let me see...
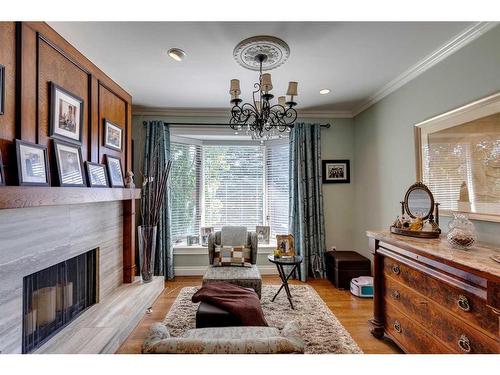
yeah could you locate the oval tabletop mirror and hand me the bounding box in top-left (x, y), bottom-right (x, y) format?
top-left (404, 182), bottom-right (434, 219)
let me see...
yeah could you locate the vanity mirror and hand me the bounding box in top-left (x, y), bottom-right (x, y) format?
top-left (390, 182), bottom-right (441, 238)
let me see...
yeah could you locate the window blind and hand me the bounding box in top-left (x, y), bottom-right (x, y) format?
top-left (170, 142), bottom-right (202, 241)
top-left (203, 145), bottom-right (265, 230)
top-left (266, 141), bottom-right (290, 237)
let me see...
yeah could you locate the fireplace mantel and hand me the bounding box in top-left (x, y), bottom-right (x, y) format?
top-left (0, 187), bottom-right (141, 210)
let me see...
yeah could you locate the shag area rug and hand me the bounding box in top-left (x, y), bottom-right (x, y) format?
top-left (162, 284), bottom-right (363, 354)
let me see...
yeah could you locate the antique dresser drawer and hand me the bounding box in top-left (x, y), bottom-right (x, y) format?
top-left (384, 276), bottom-right (499, 353)
top-left (385, 302), bottom-right (451, 353)
top-left (381, 254), bottom-right (498, 337)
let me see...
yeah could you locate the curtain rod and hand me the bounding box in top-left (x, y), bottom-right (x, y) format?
top-left (164, 122), bottom-right (331, 128)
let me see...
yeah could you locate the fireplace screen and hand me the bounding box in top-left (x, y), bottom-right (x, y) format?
top-left (22, 249), bottom-right (98, 353)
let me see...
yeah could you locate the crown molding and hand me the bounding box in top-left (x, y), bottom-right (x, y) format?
top-left (133, 105), bottom-right (353, 119)
top-left (352, 22), bottom-right (499, 117)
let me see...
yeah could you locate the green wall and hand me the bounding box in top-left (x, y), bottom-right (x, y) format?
top-left (353, 25), bottom-right (500, 258)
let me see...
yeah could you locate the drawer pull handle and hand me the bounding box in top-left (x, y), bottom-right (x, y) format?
top-left (458, 335), bottom-right (471, 353)
top-left (392, 265), bottom-right (401, 275)
top-left (457, 295), bottom-right (471, 312)
top-left (391, 290), bottom-right (400, 300)
top-left (393, 320), bottom-right (402, 333)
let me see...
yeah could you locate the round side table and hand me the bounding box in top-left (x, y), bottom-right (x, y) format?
top-left (267, 255), bottom-right (303, 309)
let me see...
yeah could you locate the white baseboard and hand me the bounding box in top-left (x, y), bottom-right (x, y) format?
top-left (174, 265), bottom-right (278, 276)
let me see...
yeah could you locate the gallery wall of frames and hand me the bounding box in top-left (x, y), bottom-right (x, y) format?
top-left (0, 22), bottom-right (132, 188)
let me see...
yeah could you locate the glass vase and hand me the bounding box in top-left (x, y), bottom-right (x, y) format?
top-left (447, 213), bottom-right (476, 250)
top-left (138, 225), bottom-right (157, 283)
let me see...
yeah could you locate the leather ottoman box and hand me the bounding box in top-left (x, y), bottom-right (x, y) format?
top-left (325, 251), bottom-right (371, 289)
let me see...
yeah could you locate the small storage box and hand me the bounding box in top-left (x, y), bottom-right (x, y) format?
top-left (325, 251), bottom-right (371, 289)
top-left (350, 276), bottom-right (374, 298)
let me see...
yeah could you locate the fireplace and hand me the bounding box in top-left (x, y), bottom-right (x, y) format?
top-left (22, 249), bottom-right (98, 353)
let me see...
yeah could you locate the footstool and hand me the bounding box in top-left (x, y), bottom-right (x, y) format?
top-left (196, 302), bottom-right (242, 328)
top-left (202, 265), bottom-right (262, 299)
top-left (325, 251), bottom-right (371, 289)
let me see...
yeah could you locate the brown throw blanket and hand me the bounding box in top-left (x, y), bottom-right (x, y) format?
top-left (192, 282), bottom-right (268, 326)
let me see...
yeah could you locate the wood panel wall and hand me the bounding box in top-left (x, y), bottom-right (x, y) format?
top-left (0, 22), bottom-right (136, 282)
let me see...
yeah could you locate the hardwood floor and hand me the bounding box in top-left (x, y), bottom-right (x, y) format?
top-left (117, 276), bottom-right (402, 354)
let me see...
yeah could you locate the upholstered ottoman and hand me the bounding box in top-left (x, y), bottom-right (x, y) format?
top-left (202, 265), bottom-right (262, 299)
top-left (196, 302), bottom-right (242, 328)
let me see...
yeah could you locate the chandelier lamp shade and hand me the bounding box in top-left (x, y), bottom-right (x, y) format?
top-left (229, 36), bottom-right (298, 140)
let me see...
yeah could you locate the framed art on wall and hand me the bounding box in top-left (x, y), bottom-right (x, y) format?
top-left (85, 162), bottom-right (109, 188)
top-left (15, 140), bottom-right (50, 186)
top-left (0, 64), bottom-right (5, 115)
top-left (53, 140), bottom-right (86, 187)
top-left (103, 119), bottom-right (123, 151)
top-left (49, 82), bottom-right (84, 144)
top-left (105, 154), bottom-right (125, 187)
top-left (322, 159), bottom-right (350, 184)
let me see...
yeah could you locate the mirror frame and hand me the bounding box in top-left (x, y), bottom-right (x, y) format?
top-left (403, 182), bottom-right (434, 220)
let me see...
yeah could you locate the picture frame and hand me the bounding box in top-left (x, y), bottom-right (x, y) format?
top-left (103, 119), bottom-right (123, 151)
top-left (256, 225), bottom-right (270, 244)
top-left (322, 159), bottom-right (350, 184)
top-left (0, 150), bottom-right (5, 186)
top-left (276, 234), bottom-right (295, 257)
top-left (85, 161), bottom-right (109, 188)
top-left (53, 140), bottom-right (86, 187)
top-left (49, 82), bottom-right (84, 144)
top-left (105, 154), bottom-right (125, 187)
top-left (200, 226), bottom-right (214, 246)
top-left (15, 140), bottom-right (50, 186)
top-left (187, 235), bottom-right (200, 246)
top-left (0, 64), bottom-right (5, 115)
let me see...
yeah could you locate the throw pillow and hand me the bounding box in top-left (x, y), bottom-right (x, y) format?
top-left (213, 245), bottom-right (252, 267)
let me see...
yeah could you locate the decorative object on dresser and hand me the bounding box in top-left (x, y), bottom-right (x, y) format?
top-left (85, 162), bottom-right (108, 188)
top-left (103, 119), bottom-right (123, 151)
top-left (105, 154), bottom-right (125, 188)
top-left (0, 150), bottom-right (5, 186)
top-left (322, 159), bottom-right (350, 184)
top-left (447, 213), bottom-right (477, 249)
top-left (0, 64), bottom-right (4, 115)
top-left (368, 230), bottom-right (500, 354)
top-left (53, 140), bottom-right (86, 187)
top-left (415, 92), bottom-right (500, 222)
top-left (324, 250), bottom-right (371, 289)
top-left (15, 140), bottom-right (50, 186)
top-left (390, 181), bottom-right (441, 238)
top-left (49, 82), bottom-right (83, 144)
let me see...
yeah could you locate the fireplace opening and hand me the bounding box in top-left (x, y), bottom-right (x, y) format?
top-left (22, 249), bottom-right (98, 353)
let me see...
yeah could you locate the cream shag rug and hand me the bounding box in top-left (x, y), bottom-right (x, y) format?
top-left (162, 284), bottom-right (363, 354)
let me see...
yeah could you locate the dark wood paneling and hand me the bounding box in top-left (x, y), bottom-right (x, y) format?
top-left (0, 22), bottom-right (17, 184)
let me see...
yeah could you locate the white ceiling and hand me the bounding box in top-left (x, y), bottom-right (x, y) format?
top-left (49, 22), bottom-right (473, 113)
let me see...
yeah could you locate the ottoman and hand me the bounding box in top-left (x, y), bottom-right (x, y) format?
top-left (196, 302), bottom-right (242, 328)
top-left (325, 251), bottom-right (371, 289)
top-left (202, 265), bottom-right (262, 299)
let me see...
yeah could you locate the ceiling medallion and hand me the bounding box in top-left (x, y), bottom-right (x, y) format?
top-left (229, 36), bottom-right (298, 140)
top-left (233, 35), bottom-right (291, 71)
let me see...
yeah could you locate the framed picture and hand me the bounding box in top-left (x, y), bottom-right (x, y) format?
top-left (103, 119), bottom-right (123, 151)
top-left (0, 150), bottom-right (5, 186)
top-left (105, 154), bottom-right (124, 187)
top-left (276, 234), bottom-right (295, 257)
top-left (15, 140), bottom-right (50, 186)
top-left (256, 226), bottom-right (270, 244)
top-left (0, 64), bottom-right (5, 115)
top-left (200, 227), bottom-right (214, 246)
top-left (85, 162), bottom-right (109, 188)
top-left (53, 140), bottom-right (86, 187)
top-left (49, 82), bottom-right (83, 144)
top-left (322, 159), bottom-right (350, 184)
top-left (187, 235), bottom-right (199, 246)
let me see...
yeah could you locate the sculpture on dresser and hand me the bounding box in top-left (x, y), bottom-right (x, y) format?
top-left (139, 142), bottom-right (172, 283)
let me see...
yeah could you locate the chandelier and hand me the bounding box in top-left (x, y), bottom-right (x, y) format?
top-left (229, 36), bottom-right (298, 140)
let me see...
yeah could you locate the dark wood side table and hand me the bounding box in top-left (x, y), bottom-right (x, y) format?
top-left (268, 255), bottom-right (303, 309)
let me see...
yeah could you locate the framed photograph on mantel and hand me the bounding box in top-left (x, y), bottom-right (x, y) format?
top-left (322, 159), bottom-right (350, 184)
top-left (105, 154), bottom-right (125, 188)
top-left (53, 140), bottom-right (86, 187)
top-left (49, 82), bottom-right (84, 144)
top-left (103, 119), bottom-right (123, 151)
top-left (15, 140), bottom-right (50, 186)
top-left (85, 162), bottom-right (109, 188)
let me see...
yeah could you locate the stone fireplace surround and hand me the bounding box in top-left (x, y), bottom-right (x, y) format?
top-left (0, 199), bottom-right (163, 354)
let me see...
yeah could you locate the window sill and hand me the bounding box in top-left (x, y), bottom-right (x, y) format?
top-left (173, 242), bottom-right (277, 255)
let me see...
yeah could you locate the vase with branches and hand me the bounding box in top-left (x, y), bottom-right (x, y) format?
top-left (139, 139), bottom-right (172, 283)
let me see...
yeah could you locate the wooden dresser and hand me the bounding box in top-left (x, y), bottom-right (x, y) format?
top-left (367, 231), bottom-right (500, 354)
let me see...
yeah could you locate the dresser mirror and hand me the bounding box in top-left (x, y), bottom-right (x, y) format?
top-left (390, 182), bottom-right (441, 238)
top-left (415, 92), bottom-right (500, 223)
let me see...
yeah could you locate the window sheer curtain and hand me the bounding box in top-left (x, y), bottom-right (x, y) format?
top-left (141, 121), bottom-right (174, 279)
top-left (289, 123), bottom-right (326, 281)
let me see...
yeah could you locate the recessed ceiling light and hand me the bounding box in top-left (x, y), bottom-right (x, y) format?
top-left (167, 48), bottom-right (186, 62)
top-left (319, 89), bottom-right (331, 95)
